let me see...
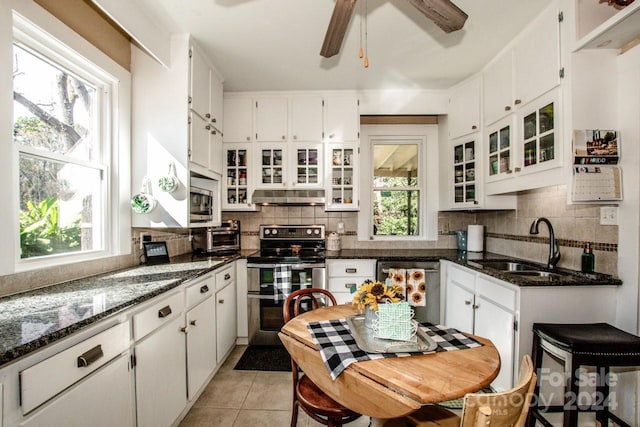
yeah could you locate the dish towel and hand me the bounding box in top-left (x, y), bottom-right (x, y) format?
top-left (273, 264), bottom-right (292, 302)
top-left (386, 268), bottom-right (407, 295)
top-left (406, 268), bottom-right (426, 307)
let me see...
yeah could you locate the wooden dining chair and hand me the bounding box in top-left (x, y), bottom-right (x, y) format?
top-left (282, 288), bottom-right (362, 427)
top-left (390, 354), bottom-right (536, 427)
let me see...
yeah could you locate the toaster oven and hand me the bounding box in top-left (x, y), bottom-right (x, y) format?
top-left (192, 220), bottom-right (241, 254)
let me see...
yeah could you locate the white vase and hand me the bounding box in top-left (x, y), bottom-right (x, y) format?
top-left (364, 306), bottom-right (377, 329)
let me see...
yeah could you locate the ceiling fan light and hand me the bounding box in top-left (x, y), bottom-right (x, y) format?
top-left (408, 0), bottom-right (468, 33)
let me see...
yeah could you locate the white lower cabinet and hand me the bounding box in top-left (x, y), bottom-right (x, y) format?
top-left (442, 261), bottom-right (616, 392)
top-left (327, 259), bottom-right (376, 305)
top-left (20, 353), bottom-right (133, 427)
top-left (133, 292), bottom-right (187, 427)
top-left (186, 294), bottom-right (216, 400)
top-left (216, 281), bottom-right (237, 364)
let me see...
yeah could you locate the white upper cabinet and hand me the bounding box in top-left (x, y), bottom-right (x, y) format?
top-left (291, 95), bottom-right (324, 142)
top-left (324, 96), bottom-right (360, 142)
top-left (189, 44), bottom-right (210, 120)
top-left (513, 5), bottom-right (562, 108)
top-left (255, 97), bottom-right (288, 142)
top-left (448, 76), bottom-right (481, 139)
top-left (483, 52), bottom-right (514, 126)
top-left (223, 97), bottom-right (253, 143)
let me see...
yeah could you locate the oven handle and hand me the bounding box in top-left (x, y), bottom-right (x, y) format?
top-left (247, 290), bottom-right (284, 301)
top-left (247, 263), bottom-right (325, 270)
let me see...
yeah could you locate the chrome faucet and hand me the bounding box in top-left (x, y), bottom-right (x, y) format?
top-left (529, 217), bottom-right (561, 269)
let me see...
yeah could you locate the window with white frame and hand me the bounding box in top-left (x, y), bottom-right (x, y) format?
top-left (358, 125), bottom-right (439, 241)
top-left (10, 9), bottom-right (129, 267)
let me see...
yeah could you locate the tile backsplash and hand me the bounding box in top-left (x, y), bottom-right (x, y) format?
top-left (0, 184), bottom-right (619, 298)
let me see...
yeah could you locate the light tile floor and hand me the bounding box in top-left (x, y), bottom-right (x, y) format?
top-left (179, 345), bottom-right (372, 427)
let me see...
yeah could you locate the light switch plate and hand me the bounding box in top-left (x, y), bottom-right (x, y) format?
top-left (600, 206), bottom-right (618, 225)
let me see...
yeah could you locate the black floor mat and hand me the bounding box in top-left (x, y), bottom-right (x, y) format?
top-left (234, 345), bottom-right (292, 372)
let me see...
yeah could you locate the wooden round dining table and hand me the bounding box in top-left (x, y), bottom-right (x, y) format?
top-left (279, 304), bottom-right (500, 423)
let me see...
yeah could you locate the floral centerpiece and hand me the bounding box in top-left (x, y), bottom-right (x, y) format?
top-left (352, 280), bottom-right (404, 311)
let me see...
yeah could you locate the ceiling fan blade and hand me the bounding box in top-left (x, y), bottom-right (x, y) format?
top-left (320, 0), bottom-right (357, 58)
top-left (408, 0), bottom-right (468, 33)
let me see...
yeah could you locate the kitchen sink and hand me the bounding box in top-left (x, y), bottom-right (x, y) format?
top-left (508, 270), bottom-right (566, 278)
top-left (472, 260), bottom-right (542, 272)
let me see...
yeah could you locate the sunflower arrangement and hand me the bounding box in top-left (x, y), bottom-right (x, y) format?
top-left (352, 279), bottom-right (405, 311)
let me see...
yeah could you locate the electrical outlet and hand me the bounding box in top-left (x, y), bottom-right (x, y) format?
top-left (600, 206), bottom-right (618, 225)
top-left (139, 232), bottom-right (151, 248)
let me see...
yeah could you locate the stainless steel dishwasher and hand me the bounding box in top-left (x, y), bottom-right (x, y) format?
top-left (376, 260), bottom-right (440, 324)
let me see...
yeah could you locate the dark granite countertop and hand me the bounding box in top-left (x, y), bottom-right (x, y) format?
top-left (326, 249), bottom-right (622, 287)
top-left (0, 254), bottom-right (241, 368)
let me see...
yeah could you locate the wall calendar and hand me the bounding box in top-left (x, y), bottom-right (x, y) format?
top-left (571, 130), bottom-right (623, 202)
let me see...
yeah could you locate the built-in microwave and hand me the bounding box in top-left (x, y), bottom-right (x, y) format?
top-left (190, 174), bottom-right (219, 225)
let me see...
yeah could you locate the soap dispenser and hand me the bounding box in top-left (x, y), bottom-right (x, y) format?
top-left (581, 243), bottom-right (595, 274)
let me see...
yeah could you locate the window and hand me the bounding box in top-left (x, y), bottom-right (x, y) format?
top-left (358, 125), bottom-right (439, 241)
top-left (372, 143), bottom-right (420, 236)
top-left (13, 43), bottom-right (106, 259)
top-left (5, 7), bottom-right (131, 271)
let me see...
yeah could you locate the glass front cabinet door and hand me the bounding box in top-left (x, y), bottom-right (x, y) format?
top-left (326, 144), bottom-right (358, 211)
top-left (452, 138), bottom-right (477, 207)
top-left (292, 143), bottom-right (323, 188)
top-left (486, 116), bottom-right (515, 183)
top-left (517, 90), bottom-right (560, 174)
top-left (223, 144), bottom-right (257, 210)
top-left (258, 144), bottom-right (286, 188)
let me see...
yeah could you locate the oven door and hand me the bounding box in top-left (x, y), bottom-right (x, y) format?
top-left (247, 263), bottom-right (326, 345)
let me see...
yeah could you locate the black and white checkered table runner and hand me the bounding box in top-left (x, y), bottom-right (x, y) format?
top-left (307, 320), bottom-right (483, 380)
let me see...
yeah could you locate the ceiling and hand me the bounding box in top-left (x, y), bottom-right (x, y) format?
top-left (139, 0), bottom-right (553, 92)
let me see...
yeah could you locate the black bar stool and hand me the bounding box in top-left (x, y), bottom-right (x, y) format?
top-left (526, 323), bottom-right (640, 427)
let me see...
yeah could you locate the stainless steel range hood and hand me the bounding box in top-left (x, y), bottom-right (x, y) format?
top-left (251, 189), bottom-right (325, 205)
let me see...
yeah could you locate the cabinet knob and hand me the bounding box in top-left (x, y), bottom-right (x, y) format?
top-left (200, 285), bottom-right (210, 293)
top-left (211, 130), bottom-right (217, 135)
top-left (190, 320), bottom-right (197, 326)
top-left (219, 299), bottom-right (225, 304)
top-left (282, 135), bottom-right (286, 140)
top-left (293, 135), bottom-right (297, 140)
top-left (205, 125), bottom-right (211, 130)
top-left (514, 99), bottom-right (522, 105)
top-left (205, 113), bottom-right (211, 119)
top-left (246, 136), bottom-right (250, 141)
top-left (505, 106), bottom-right (511, 111)
top-left (212, 118), bottom-right (217, 123)
top-left (464, 300), bottom-right (472, 305)
top-left (472, 304), bottom-right (479, 309)
top-left (180, 327), bottom-right (188, 333)
top-left (224, 273), bottom-right (231, 280)
top-left (329, 133), bottom-right (335, 139)
top-left (473, 200), bottom-right (478, 205)
top-left (471, 125), bottom-right (477, 130)
top-left (506, 169), bottom-right (513, 174)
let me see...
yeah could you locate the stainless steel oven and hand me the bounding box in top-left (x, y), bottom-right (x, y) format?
top-left (189, 185), bottom-right (214, 223)
top-left (247, 225), bottom-right (326, 346)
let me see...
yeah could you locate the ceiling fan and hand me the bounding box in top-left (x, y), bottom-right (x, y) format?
top-left (320, 0), bottom-right (468, 58)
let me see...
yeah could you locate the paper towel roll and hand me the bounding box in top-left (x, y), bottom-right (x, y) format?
top-left (467, 225), bottom-right (484, 252)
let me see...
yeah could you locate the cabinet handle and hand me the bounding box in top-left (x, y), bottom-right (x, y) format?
top-left (293, 135), bottom-right (297, 140)
top-left (345, 268), bottom-right (357, 274)
top-left (329, 133), bottom-right (335, 139)
top-left (281, 135), bottom-right (286, 140)
top-left (514, 99), bottom-right (522, 105)
top-left (190, 320), bottom-right (197, 326)
top-left (205, 113), bottom-right (211, 119)
top-left (158, 305), bottom-right (172, 318)
top-left (345, 283), bottom-right (357, 289)
top-left (246, 136), bottom-right (250, 141)
top-left (505, 106), bottom-right (511, 111)
top-left (224, 273), bottom-right (231, 280)
top-left (200, 285), bottom-right (210, 294)
top-left (77, 344), bottom-right (103, 368)
top-left (506, 169), bottom-right (513, 174)
top-left (473, 201), bottom-right (478, 205)
top-left (514, 167), bottom-right (521, 172)
top-left (464, 300), bottom-right (472, 305)
top-left (219, 299), bottom-right (225, 304)
top-left (211, 130), bottom-right (217, 135)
